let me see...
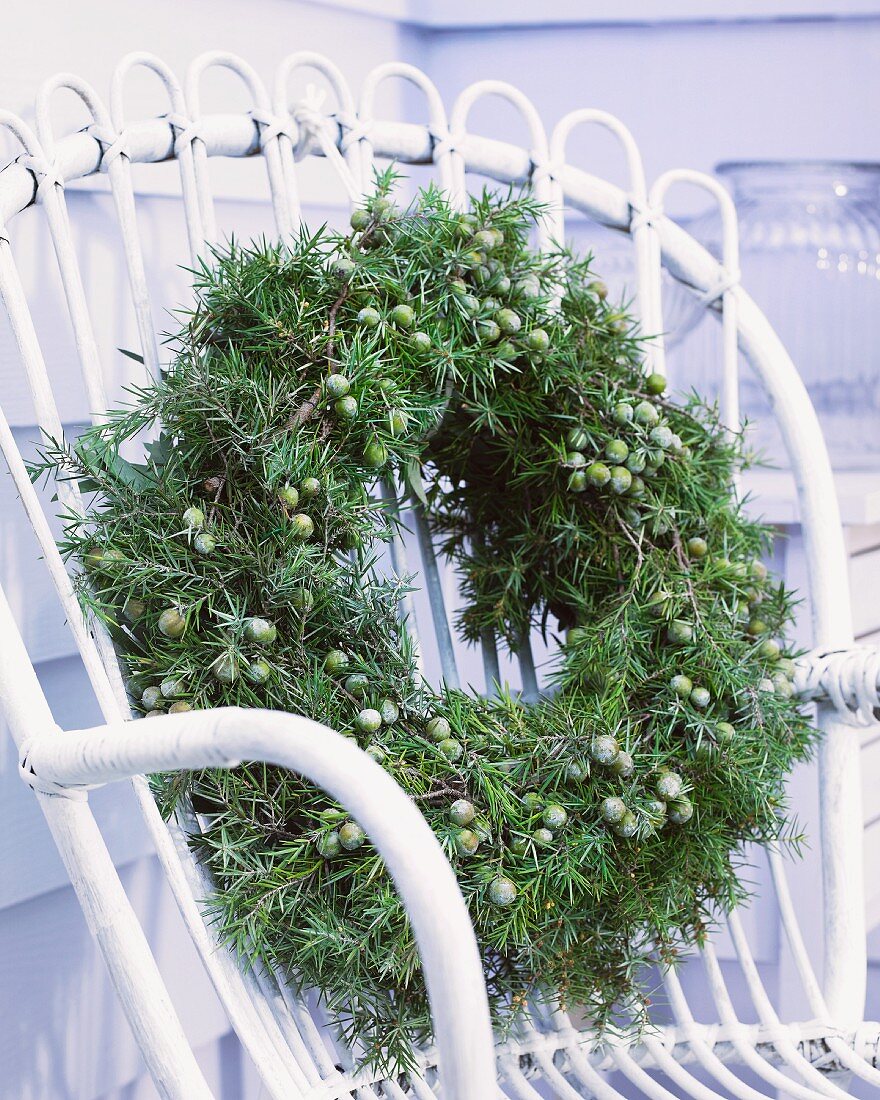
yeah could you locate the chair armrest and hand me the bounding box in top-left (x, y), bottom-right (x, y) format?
top-left (795, 645), bottom-right (880, 726)
top-left (21, 706), bottom-right (497, 1098)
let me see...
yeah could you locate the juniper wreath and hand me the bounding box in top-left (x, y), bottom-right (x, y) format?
top-left (37, 175), bottom-right (815, 1072)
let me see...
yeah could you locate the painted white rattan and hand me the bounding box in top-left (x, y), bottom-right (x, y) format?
top-left (0, 52), bottom-right (878, 1098)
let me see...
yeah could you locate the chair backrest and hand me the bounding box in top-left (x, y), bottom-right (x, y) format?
top-left (0, 50), bottom-right (867, 1091)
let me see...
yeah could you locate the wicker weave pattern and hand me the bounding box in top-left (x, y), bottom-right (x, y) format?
top-left (0, 52), bottom-right (878, 1098)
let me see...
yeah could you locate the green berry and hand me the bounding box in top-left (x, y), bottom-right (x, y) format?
top-left (211, 653), bottom-right (238, 684)
top-left (496, 308), bottom-right (522, 334)
top-left (332, 255), bottom-right (356, 280)
top-left (473, 229), bottom-right (497, 252)
top-left (193, 532), bottom-right (216, 555)
top-left (357, 306), bottom-right (381, 328)
top-left (610, 750), bottom-right (634, 778)
top-left (438, 738), bottom-right (463, 761)
top-left (300, 477), bottom-right (321, 499)
top-left (334, 395), bottom-right (359, 421)
top-left (566, 426), bottom-right (589, 451)
top-left (160, 677), bottom-right (185, 699)
top-left (411, 331), bottom-right (432, 353)
top-left (84, 547), bottom-right (106, 571)
top-left (532, 827), bottom-right (554, 847)
top-left (379, 698), bottom-right (399, 725)
top-left (141, 685), bottom-right (163, 710)
top-left (689, 685), bottom-right (711, 709)
top-left (655, 771), bottom-right (683, 800)
top-left (324, 650), bottom-right (350, 675)
top-left (611, 810), bottom-right (638, 838)
top-left (634, 400), bottom-right (660, 426)
top-left (488, 876), bottom-right (518, 907)
top-left (649, 425), bottom-right (674, 450)
top-left (510, 836), bottom-right (529, 856)
top-left (344, 673), bottom-right (369, 696)
top-left (776, 658), bottom-right (796, 677)
top-left (568, 471), bottom-right (587, 493)
top-left (565, 451), bottom-right (587, 468)
top-left (168, 701), bottom-right (192, 714)
top-left (542, 804), bottom-right (568, 830)
top-left (325, 374), bottom-right (351, 399)
top-left (751, 559), bottom-right (769, 582)
top-left (601, 796), bottom-right (627, 824)
top-left (608, 466), bottom-right (632, 494)
top-left (758, 677), bottom-right (775, 693)
top-left (316, 831), bottom-right (342, 858)
top-left (668, 798), bottom-right (694, 825)
top-left (339, 822), bottom-right (366, 851)
top-left (390, 303), bottom-right (415, 329)
top-left (515, 275), bottom-right (541, 299)
top-left (450, 799), bottom-right (475, 826)
top-left (716, 721), bottom-right (736, 743)
top-left (144, 709), bottom-right (164, 718)
top-left (182, 506), bottom-right (205, 528)
top-left (363, 441), bottom-right (388, 469)
top-left (459, 293), bottom-right (480, 317)
top-left (478, 319), bottom-right (501, 344)
top-left (590, 280), bottom-right (608, 300)
top-left (627, 476), bottom-right (646, 499)
top-left (244, 617), bottom-right (277, 646)
top-left (626, 450), bottom-right (646, 474)
top-left (366, 745), bottom-right (386, 764)
top-left (291, 514), bottom-right (315, 540)
top-left (350, 208), bottom-right (371, 231)
top-left (747, 618), bottom-right (769, 637)
top-left (605, 439), bottom-right (629, 463)
top-left (670, 674), bottom-right (693, 699)
top-left (278, 485), bottom-right (300, 508)
top-left (645, 372), bottom-right (667, 395)
top-left (291, 588), bottom-right (314, 612)
top-left (123, 598), bottom-right (145, 623)
top-left (645, 799), bottom-right (667, 824)
top-left (687, 536), bottom-right (708, 559)
top-left (527, 328), bottom-right (550, 352)
top-left (522, 792), bottom-right (544, 812)
top-left (247, 659), bottom-right (272, 685)
top-left (158, 608), bottom-right (186, 639)
top-left (355, 708), bottom-right (382, 734)
top-left (426, 716), bottom-right (451, 741)
top-left (455, 828), bottom-right (480, 856)
top-left (586, 461), bottom-right (611, 488)
top-left (590, 735), bottom-right (620, 766)
top-left (774, 676), bottom-right (795, 699)
top-left (612, 402), bottom-right (634, 425)
top-left (667, 620), bottom-right (694, 645)
top-left (759, 638), bottom-right (782, 661)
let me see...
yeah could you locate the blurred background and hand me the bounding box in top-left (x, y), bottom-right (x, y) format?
top-left (3, 2), bottom-right (880, 1096)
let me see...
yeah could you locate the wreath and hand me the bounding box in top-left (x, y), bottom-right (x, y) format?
top-left (39, 177), bottom-right (815, 1072)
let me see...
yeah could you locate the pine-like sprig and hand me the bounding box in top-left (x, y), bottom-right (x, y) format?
top-left (34, 176), bottom-right (815, 1074)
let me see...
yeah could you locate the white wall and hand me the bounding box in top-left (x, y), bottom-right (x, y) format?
top-left (3, 4), bottom-right (880, 1096)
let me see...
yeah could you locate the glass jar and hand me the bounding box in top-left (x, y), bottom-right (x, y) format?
top-left (705, 162), bottom-right (880, 469)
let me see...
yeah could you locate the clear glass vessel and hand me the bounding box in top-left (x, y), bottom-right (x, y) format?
top-left (710, 161), bottom-right (880, 469)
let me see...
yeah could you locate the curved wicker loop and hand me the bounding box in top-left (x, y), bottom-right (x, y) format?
top-left (30, 74), bottom-right (118, 419)
top-left (184, 51), bottom-right (287, 249)
top-left (0, 111), bottom-right (43, 241)
top-left (448, 80), bottom-right (552, 229)
top-left (110, 52), bottom-right (205, 265)
top-left (646, 170), bottom-right (741, 423)
top-left (274, 51), bottom-right (362, 225)
top-left (359, 63), bottom-right (456, 198)
top-left (549, 109), bottom-right (653, 330)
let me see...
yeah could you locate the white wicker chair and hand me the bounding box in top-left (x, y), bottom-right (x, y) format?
top-left (1, 50), bottom-right (878, 1099)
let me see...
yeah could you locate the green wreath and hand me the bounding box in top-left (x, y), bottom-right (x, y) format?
top-left (38, 177), bottom-right (815, 1072)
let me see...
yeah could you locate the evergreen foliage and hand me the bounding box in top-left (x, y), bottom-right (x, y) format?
top-left (35, 177), bottom-right (815, 1072)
